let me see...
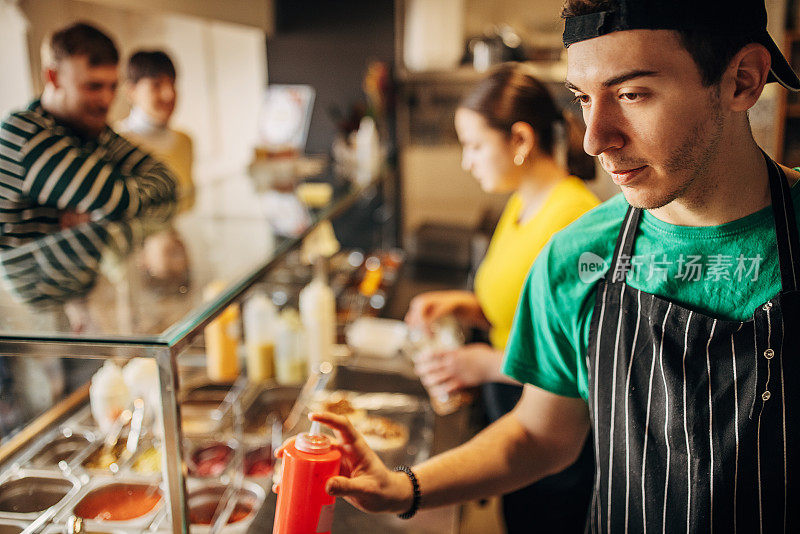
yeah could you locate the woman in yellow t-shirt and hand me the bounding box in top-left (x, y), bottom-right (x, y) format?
top-left (405, 63), bottom-right (599, 533)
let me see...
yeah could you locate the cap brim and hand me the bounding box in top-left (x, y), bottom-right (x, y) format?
top-left (760, 32), bottom-right (800, 91)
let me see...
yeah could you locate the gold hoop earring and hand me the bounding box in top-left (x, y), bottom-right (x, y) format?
top-left (514, 154), bottom-right (525, 166)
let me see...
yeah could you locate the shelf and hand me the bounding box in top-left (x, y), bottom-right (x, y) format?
top-left (397, 60), bottom-right (568, 85)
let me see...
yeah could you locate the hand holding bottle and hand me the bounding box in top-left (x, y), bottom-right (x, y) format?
top-left (274, 412), bottom-right (413, 515)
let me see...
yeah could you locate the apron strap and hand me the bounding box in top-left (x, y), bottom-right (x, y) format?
top-left (763, 151), bottom-right (800, 293)
top-left (607, 205), bottom-right (642, 282)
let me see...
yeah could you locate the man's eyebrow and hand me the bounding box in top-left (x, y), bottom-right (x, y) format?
top-left (565, 70), bottom-right (660, 92)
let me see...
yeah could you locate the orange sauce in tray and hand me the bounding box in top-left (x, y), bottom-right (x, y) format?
top-left (74, 483), bottom-right (162, 521)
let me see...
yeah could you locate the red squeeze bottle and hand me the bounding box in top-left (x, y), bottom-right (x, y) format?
top-left (274, 421), bottom-right (341, 534)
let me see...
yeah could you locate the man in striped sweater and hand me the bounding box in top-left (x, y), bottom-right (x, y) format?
top-left (0, 22), bottom-right (177, 250)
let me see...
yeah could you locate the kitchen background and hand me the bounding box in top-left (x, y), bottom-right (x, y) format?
top-left (1, 0), bottom-right (798, 257)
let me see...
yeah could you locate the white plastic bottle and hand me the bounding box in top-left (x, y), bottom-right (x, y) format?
top-left (244, 292), bottom-right (278, 382)
top-left (274, 308), bottom-right (307, 385)
top-left (355, 116), bottom-right (381, 185)
top-left (299, 259), bottom-right (336, 374)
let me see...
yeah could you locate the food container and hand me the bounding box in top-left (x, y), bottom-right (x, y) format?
top-left (187, 481), bottom-right (265, 532)
top-left (19, 428), bottom-right (94, 470)
top-left (0, 520), bottom-right (27, 534)
top-left (130, 443), bottom-right (161, 475)
top-left (243, 445), bottom-right (273, 478)
top-left (181, 402), bottom-right (225, 436)
top-left (180, 383), bottom-right (233, 436)
top-left (0, 470), bottom-right (79, 520)
top-left (186, 442), bottom-right (235, 478)
top-left (56, 478), bottom-right (163, 530)
top-left (80, 438), bottom-right (128, 473)
top-left (242, 385), bottom-right (300, 436)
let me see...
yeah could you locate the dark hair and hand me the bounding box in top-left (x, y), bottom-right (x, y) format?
top-left (126, 50), bottom-right (177, 83)
top-left (459, 62), bottom-right (595, 181)
top-left (48, 22), bottom-right (118, 66)
top-left (561, 0), bottom-right (753, 86)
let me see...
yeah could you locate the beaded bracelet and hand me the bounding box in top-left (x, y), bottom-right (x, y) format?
top-left (393, 465), bottom-right (421, 519)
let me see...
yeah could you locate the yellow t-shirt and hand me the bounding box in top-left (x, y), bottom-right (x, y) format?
top-left (474, 176), bottom-right (600, 349)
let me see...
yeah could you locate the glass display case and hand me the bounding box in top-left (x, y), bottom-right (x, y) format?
top-left (0, 169), bottom-right (405, 532)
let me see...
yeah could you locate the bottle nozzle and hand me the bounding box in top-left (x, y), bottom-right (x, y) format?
top-left (309, 420), bottom-right (322, 436)
top-left (295, 420), bottom-right (331, 454)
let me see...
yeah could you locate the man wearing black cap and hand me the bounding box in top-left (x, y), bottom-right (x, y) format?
top-left (282, 1), bottom-right (800, 532)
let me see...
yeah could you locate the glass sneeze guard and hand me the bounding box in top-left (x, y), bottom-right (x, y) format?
top-left (0, 170), bottom-right (385, 532)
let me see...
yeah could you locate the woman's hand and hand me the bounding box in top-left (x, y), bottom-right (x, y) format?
top-left (412, 342), bottom-right (506, 394)
top-left (274, 412), bottom-right (414, 514)
top-left (404, 290), bottom-right (487, 331)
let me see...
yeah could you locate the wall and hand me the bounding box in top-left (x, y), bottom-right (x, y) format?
top-left (0, 1), bottom-right (33, 119)
top-left (265, 0), bottom-right (395, 155)
top-left (464, 0), bottom-right (565, 50)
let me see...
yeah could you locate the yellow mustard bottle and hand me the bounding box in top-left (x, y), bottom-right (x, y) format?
top-left (204, 281), bottom-right (241, 383)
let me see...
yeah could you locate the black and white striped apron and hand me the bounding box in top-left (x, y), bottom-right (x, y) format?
top-left (587, 152), bottom-right (800, 533)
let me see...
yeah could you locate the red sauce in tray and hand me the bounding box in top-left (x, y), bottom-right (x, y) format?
top-left (244, 446), bottom-right (274, 477)
top-left (73, 483), bottom-right (161, 521)
top-left (189, 443), bottom-right (233, 477)
top-left (189, 501), bottom-right (252, 524)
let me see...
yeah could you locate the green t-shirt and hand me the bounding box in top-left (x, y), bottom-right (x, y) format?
top-left (503, 181), bottom-right (800, 401)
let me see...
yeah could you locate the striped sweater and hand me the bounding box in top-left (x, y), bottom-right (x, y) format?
top-left (0, 100), bottom-right (177, 249)
top-left (0, 219), bottom-right (140, 306)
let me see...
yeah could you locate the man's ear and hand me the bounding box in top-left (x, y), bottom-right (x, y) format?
top-left (723, 43), bottom-right (771, 112)
top-left (43, 67), bottom-right (58, 88)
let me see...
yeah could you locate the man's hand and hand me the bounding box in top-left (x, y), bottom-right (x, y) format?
top-left (274, 412), bottom-right (414, 514)
top-left (59, 210), bottom-right (90, 229)
top-left (413, 342), bottom-right (510, 394)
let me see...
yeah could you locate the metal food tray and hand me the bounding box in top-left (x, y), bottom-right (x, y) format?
top-left (52, 474), bottom-right (163, 529)
top-left (185, 479), bottom-right (265, 534)
top-left (11, 427), bottom-right (96, 473)
top-left (0, 521), bottom-right (28, 534)
top-left (0, 469), bottom-right (80, 523)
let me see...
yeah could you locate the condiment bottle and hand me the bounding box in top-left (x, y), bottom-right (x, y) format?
top-left (274, 422), bottom-right (341, 534)
top-left (203, 281), bottom-right (241, 383)
top-left (244, 292), bottom-right (277, 382)
top-left (275, 309), bottom-right (307, 384)
top-left (299, 258), bottom-right (336, 374)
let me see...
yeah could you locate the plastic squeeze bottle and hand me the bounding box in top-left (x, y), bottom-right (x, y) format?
top-left (299, 259), bottom-right (336, 374)
top-left (273, 421), bottom-right (341, 534)
top-left (274, 308), bottom-right (307, 385)
top-left (203, 281), bottom-right (241, 383)
top-left (244, 292), bottom-right (277, 382)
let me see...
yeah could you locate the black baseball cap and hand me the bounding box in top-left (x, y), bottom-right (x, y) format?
top-left (563, 0), bottom-right (800, 91)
